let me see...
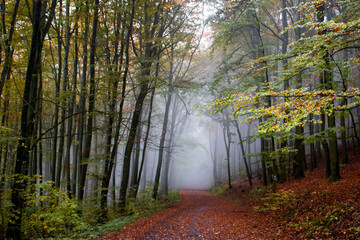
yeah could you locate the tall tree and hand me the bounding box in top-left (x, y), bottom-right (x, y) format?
top-left (78, 0), bottom-right (100, 201)
top-left (6, 0), bottom-right (57, 238)
top-left (99, 0), bottom-right (135, 222)
top-left (316, 0), bottom-right (340, 182)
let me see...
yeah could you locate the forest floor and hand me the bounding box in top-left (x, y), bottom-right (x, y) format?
top-left (97, 153), bottom-right (360, 239)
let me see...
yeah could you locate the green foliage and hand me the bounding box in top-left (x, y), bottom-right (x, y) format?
top-left (209, 184), bottom-right (228, 196)
top-left (250, 185), bottom-right (266, 197)
top-left (206, 0), bottom-right (360, 168)
top-left (23, 181), bottom-right (91, 239)
top-left (8, 182), bottom-right (181, 240)
top-left (77, 189), bottom-right (181, 240)
top-left (237, 171), bottom-right (247, 178)
top-left (289, 202), bottom-right (360, 238)
top-left (0, 126), bottom-right (19, 146)
top-left (75, 216), bottom-right (135, 240)
top-left (206, 87), bottom-right (360, 136)
top-left (126, 189), bottom-right (180, 217)
top-left (254, 190), bottom-right (297, 212)
top-left (0, 186), bottom-right (12, 238)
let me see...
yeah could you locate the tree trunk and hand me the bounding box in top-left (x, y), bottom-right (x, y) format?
top-left (119, 79), bottom-right (150, 212)
top-left (98, 0), bottom-right (134, 222)
top-left (162, 96), bottom-right (179, 195)
top-left (222, 114), bottom-right (232, 189)
top-left (234, 120), bottom-right (252, 186)
top-left (0, 0), bottom-right (20, 96)
top-left (78, 0), bottom-right (99, 201)
top-left (309, 114), bottom-right (317, 171)
top-left (292, 0), bottom-right (305, 179)
top-left (134, 87), bottom-right (155, 197)
top-left (6, 0), bottom-right (57, 238)
top-left (68, 1), bottom-right (79, 197)
top-left (317, 1), bottom-right (340, 182)
top-left (261, 137), bottom-right (268, 186)
top-left (340, 50), bottom-right (349, 164)
top-left (129, 120), bottom-right (142, 198)
top-left (56, 0), bottom-right (69, 189)
top-left (153, 90), bottom-right (173, 199)
top-left (73, 1), bottom-right (89, 197)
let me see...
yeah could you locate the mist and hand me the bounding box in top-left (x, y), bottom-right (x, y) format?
top-left (172, 115), bottom-right (213, 190)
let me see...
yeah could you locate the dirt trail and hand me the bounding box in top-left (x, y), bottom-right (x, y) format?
top-left (98, 190), bottom-right (273, 239)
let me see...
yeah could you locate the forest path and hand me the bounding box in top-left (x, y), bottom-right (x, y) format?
top-left (98, 190), bottom-right (274, 239)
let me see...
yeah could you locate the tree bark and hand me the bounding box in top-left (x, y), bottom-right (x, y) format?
top-left (6, 0), bottom-right (57, 238)
top-left (0, 0), bottom-right (20, 96)
top-left (134, 87), bottom-right (155, 198)
top-left (98, 0), bottom-right (134, 222)
top-left (234, 120), bottom-right (252, 186)
top-left (222, 114), bottom-right (232, 189)
top-left (316, 1), bottom-right (340, 181)
top-left (78, 0), bottom-right (100, 201)
top-left (73, 0), bottom-right (89, 197)
top-left (292, 0), bottom-right (305, 179)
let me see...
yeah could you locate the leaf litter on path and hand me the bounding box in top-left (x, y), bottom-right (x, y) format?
top-left (97, 190), bottom-right (274, 239)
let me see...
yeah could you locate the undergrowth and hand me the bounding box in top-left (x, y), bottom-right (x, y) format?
top-left (0, 181), bottom-right (181, 240)
top-left (254, 189), bottom-right (296, 213)
top-left (209, 184), bottom-right (228, 196)
top-left (254, 187), bottom-right (360, 239)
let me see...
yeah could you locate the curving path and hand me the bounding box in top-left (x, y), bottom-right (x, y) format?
top-left (98, 190), bottom-right (274, 239)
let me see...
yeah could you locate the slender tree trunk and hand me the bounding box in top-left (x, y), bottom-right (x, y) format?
top-left (234, 120), bottom-right (252, 186)
top-left (292, 0), bottom-right (305, 179)
top-left (74, 0), bottom-right (89, 198)
top-left (279, 0), bottom-right (289, 183)
top-left (153, 90), bottom-right (173, 199)
top-left (68, 2), bottom-right (79, 197)
top-left (119, 0), bottom-right (164, 213)
top-left (340, 50), bottom-right (349, 164)
top-left (135, 87), bottom-right (155, 197)
top-left (222, 114), bottom-right (232, 189)
top-left (51, 27), bottom-right (61, 183)
top-left (318, 4), bottom-right (333, 177)
top-left (321, 114), bottom-right (331, 176)
top-left (56, 0), bottom-right (69, 189)
top-left (209, 123), bottom-right (219, 187)
top-left (129, 120), bottom-right (142, 198)
top-left (98, 0), bottom-right (134, 222)
top-left (317, 1), bottom-right (340, 182)
top-left (309, 114), bottom-right (317, 171)
top-left (78, 0), bottom-right (100, 201)
top-left (0, 0), bottom-right (20, 96)
top-left (6, 0), bottom-right (57, 237)
top-left (261, 137), bottom-right (268, 186)
top-left (162, 97), bottom-right (179, 195)
top-left (119, 78), bottom-right (150, 212)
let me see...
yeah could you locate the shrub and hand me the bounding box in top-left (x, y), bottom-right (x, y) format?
top-left (209, 184), bottom-right (228, 196)
top-left (250, 185), bottom-right (266, 197)
top-left (23, 181), bottom-right (91, 239)
top-left (254, 190), bottom-right (296, 212)
top-left (126, 189), bottom-right (181, 217)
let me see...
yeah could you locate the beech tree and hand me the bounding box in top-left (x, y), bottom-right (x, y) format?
top-left (6, 0), bottom-right (57, 238)
top-left (207, 0), bottom-right (360, 185)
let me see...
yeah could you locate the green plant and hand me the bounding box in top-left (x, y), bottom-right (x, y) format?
top-left (254, 190), bottom-right (296, 212)
top-left (209, 184), bottom-right (228, 196)
top-left (237, 171), bottom-right (246, 178)
top-left (23, 181), bottom-right (91, 239)
top-left (0, 187), bottom-right (12, 239)
top-left (126, 189), bottom-right (180, 216)
top-left (76, 215), bottom-right (136, 240)
top-left (250, 185), bottom-right (266, 197)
